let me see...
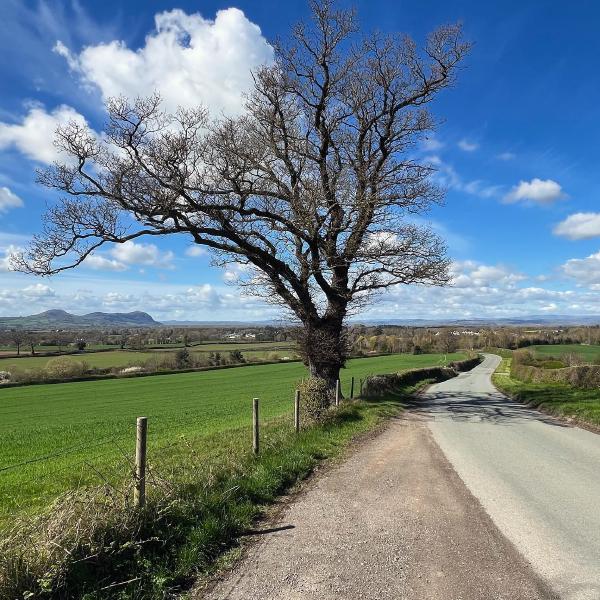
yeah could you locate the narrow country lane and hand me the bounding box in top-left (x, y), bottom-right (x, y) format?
top-left (200, 355), bottom-right (577, 600)
top-left (420, 354), bottom-right (600, 600)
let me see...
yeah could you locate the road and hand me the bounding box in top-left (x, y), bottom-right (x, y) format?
top-left (420, 354), bottom-right (600, 600)
top-left (201, 354), bottom-right (599, 599)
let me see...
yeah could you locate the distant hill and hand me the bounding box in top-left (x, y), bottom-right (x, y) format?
top-left (355, 315), bottom-right (600, 327)
top-left (0, 310), bottom-right (160, 330)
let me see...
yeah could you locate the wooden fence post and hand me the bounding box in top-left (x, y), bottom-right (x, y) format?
top-left (253, 398), bottom-right (259, 454)
top-left (335, 379), bottom-right (341, 407)
top-left (294, 390), bottom-right (300, 433)
top-left (134, 416), bottom-right (147, 508)
top-left (350, 376), bottom-right (354, 399)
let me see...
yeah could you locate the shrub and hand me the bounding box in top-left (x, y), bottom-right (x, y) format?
top-left (0, 371), bottom-right (10, 383)
top-left (512, 349), bottom-right (535, 366)
top-left (297, 377), bottom-right (332, 422)
top-left (363, 366), bottom-right (456, 397)
top-left (175, 347), bottom-right (191, 369)
top-left (44, 357), bottom-right (87, 380)
top-left (510, 360), bottom-right (600, 389)
top-left (362, 357), bottom-right (481, 398)
top-left (229, 350), bottom-right (245, 364)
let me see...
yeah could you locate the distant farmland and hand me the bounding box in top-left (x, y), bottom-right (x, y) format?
top-left (529, 344), bottom-right (600, 363)
top-left (0, 341), bottom-right (298, 375)
top-left (0, 352), bottom-right (464, 521)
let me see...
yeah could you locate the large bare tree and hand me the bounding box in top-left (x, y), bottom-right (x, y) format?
top-left (15, 1), bottom-right (469, 386)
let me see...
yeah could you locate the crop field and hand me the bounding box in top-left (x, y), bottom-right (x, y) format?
top-left (529, 344), bottom-right (600, 363)
top-left (0, 343), bottom-right (298, 374)
top-left (0, 352), bottom-right (464, 521)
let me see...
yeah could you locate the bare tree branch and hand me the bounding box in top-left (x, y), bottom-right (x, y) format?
top-left (14, 0), bottom-right (470, 386)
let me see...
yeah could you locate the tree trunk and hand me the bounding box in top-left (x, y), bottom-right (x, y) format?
top-left (299, 315), bottom-right (347, 391)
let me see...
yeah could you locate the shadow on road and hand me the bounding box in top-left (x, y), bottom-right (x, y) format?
top-left (241, 524), bottom-right (295, 536)
top-left (405, 391), bottom-right (569, 428)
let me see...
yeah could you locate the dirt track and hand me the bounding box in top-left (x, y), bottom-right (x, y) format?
top-left (201, 409), bottom-right (556, 599)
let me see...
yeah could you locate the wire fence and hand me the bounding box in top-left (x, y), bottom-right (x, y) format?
top-left (0, 373), bottom-right (370, 525)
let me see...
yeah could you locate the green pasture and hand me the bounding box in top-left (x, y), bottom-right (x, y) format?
top-left (529, 344), bottom-right (600, 363)
top-left (0, 352), bottom-right (463, 521)
top-left (0, 345), bottom-right (298, 375)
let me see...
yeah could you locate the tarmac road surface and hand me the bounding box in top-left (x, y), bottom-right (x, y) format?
top-left (421, 353), bottom-right (600, 600)
top-left (201, 353), bottom-right (599, 599)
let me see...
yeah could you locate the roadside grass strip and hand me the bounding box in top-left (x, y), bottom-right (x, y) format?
top-left (492, 356), bottom-right (600, 428)
top-left (0, 381), bottom-right (431, 599)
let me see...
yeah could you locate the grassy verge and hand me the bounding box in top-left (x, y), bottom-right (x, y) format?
top-left (492, 356), bottom-right (600, 428)
top-left (0, 383), bottom-right (423, 599)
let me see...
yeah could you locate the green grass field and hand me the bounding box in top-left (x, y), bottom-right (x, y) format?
top-left (0, 352), bottom-right (463, 521)
top-left (0, 344), bottom-right (298, 375)
top-left (529, 343), bottom-right (600, 363)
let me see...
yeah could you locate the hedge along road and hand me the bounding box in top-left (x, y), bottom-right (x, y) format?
top-left (420, 354), bottom-right (600, 600)
top-left (0, 352), bottom-right (464, 521)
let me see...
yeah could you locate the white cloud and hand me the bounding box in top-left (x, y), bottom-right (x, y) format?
top-left (553, 212), bottom-right (600, 240)
top-left (0, 104), bottom-right (88, 164)
top-left (421, 135), bottom-right (444, 152)
top-left (22, 283), bottom-right (56, 299)
top-left (185, 245), bottom-right (207, 257)
top-left (85, 254), bottom-right (127, 271)
top-left (223, 262), bottom-right (253, 283)
top-left (458, 139), bottom-right (479, 152)
top-left (504, 178), bottom-right (566, 205)
top-left (0, 245), bottom-right (21, 272)
top-left (58, 7), bottom-right (273, 116)
top-left (430, 157), bottom-right (502, 200)
top-left (0, 187), bottom-right (23, 213)
top-left (561, 250), bottom-right (600, 285)
top-left (110, 240), bottom-right (174, 269)
top-left (496, 152), bottom-right (515, 161)
top-left (451, 261), bottom-right (526, 289)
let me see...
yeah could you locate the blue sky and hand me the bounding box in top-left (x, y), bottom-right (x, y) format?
top-left (1, 0), bottom-right (599, 321)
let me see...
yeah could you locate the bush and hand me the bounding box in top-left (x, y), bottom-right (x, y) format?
top-left (362, 356), bottom-right (481, 398)
top-left (297, 377), bottom-right (332, 422)
top-left (175, 348), bottom-right (191, 369)
top-left (363, 366), bottom-right (455, 397)
top-left (229, 350), bottom-right (245, 364)
top-left (44, 357), bottom-right (87, 380)
top-left (510, 360), bottom-right (600, 389)
top-left (0, 371), bottom-right (10, 383)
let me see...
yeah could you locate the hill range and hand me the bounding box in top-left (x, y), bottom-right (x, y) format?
top-left (0, 310), bottom-right (159, 330)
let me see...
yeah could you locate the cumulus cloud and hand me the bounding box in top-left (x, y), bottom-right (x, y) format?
top-left (223, 262), bottom-right (254, 283)
top-left (451, 261), bottom-right (525, 289)
top-left (185, 245), bottom-right (207, 257)
top-left (110, 240), bottom-right (174, 269)
top-left (22, 283), bottom-right (56, 299)
top-left (0, 104), bottom-right (89, 164)
top-left (0, 187), bottom-right (23, 213)
top-left (84, 254), bottom-right (128, 272)
top-left (457, 139), bottom-right (478, 152)
top-left (57, 8), bottom-right (273, 116)
top-left (553, 212), bottom-right (600, 240)
top-left (560, 250), bottom-right (600, 285)
top-left (0, 245), bottom-right (21, 272)
top-left (504, 178), bottom-right (566, 205)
